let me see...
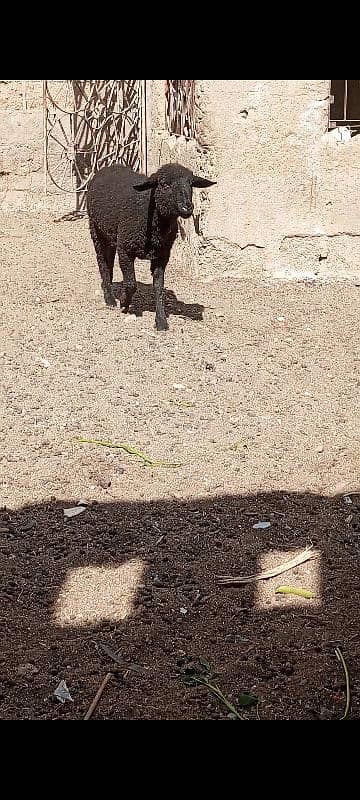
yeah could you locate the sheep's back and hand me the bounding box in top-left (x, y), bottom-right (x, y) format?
top-left (87, 164), bottom-right (146, 246)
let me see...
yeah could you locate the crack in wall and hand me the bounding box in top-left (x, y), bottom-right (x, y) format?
top-left (201, 236), bottom-right (265, 251)
top-left (282, 232), bottom-right (360, 242)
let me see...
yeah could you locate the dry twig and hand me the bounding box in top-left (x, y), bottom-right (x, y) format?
top-left (218, 547), bottom-right (316, 585)
top-left (77, 437), bottom-right (181, 468)
top-left (83, 672), bottom-right (112, 720)
top-left (335, 647), bottom-right (351, 720)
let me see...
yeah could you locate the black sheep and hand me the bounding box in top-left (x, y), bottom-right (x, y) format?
top-left (86, 162), bottom-right (216, 331)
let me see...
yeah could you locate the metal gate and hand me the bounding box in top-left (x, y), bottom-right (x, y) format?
top-left (43, 80), bottom-right (146, 208)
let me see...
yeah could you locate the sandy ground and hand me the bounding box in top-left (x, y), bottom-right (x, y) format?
top-left (0, 210), bottom-right (359, 719)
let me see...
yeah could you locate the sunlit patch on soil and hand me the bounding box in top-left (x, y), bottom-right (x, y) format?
top-left (255, 549), bottom-right (321, 610)
top-left (54, 559), bottom-right (145, 626)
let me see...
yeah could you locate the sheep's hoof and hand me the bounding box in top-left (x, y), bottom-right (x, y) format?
top-left (120, 287), bottom-right (136, 310)
top-left (155, 318), bottom-right (169, 332)
top-left (104, 293), bottom-right (117, 308)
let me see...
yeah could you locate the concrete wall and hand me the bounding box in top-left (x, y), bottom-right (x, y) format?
top-left (149, 79), bottom-right (360, 281)
top-left (0, 80), bottom-right (75, 214)
top-left (2, 79), bottom-right (360, 280)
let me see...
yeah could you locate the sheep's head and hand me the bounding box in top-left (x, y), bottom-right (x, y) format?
top-left (134, 163), bottom-right (216, 219)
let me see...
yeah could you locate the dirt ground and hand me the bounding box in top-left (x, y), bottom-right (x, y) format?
top-left (1, 209), bottom-right (359, 720)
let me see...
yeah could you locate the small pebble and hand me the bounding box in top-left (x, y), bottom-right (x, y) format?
top-left (17, 662), bottom-right (39, 679)
top-left (99, 477), bottom-right (111, 489)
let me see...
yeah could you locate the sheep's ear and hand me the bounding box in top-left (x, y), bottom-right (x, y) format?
top-left (134, 179), bottom-right (158, 192)
top-left (192, 176), bottom-right (216, 188)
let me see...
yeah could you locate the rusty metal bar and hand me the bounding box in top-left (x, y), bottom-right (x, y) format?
top-left (343, 79), bottom-right (348, 122)
top-left (165, 80), bottom-right (196, 140)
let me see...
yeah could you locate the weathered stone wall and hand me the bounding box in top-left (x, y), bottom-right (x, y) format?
top-left (149, 80), bottom-right (360, 281)
top-left (0, 80), bottom-right (74, 213)
top-left (2, 80), bottom-right (360, 280)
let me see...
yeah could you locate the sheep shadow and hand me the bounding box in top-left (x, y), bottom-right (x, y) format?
top-left (112, 281), bottom-right (204, 322)
top-left (1, 490), bottom-right (360, 719)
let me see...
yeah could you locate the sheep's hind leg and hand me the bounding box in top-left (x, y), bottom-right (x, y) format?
top-left (118, 249), bottom-right (137, 312)
top-left (89, 221), bottom-right (116, 307)
top-left (105, 245), bottom-right (116, 283)
top-left (151, 256), bottom-right (169, 331)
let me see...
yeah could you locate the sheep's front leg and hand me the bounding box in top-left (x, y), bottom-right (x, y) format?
top-left (151, 256), bottom-right (169, 332)
top-left (118, 249), bottom-right (137, 312)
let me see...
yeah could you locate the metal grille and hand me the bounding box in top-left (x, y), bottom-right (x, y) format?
top-left (165, 80), bottom-right (196, 139)
top-left (329, 79), bottom-right (360, 130)
top-left (43, 80), bottom-right (146, 198)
